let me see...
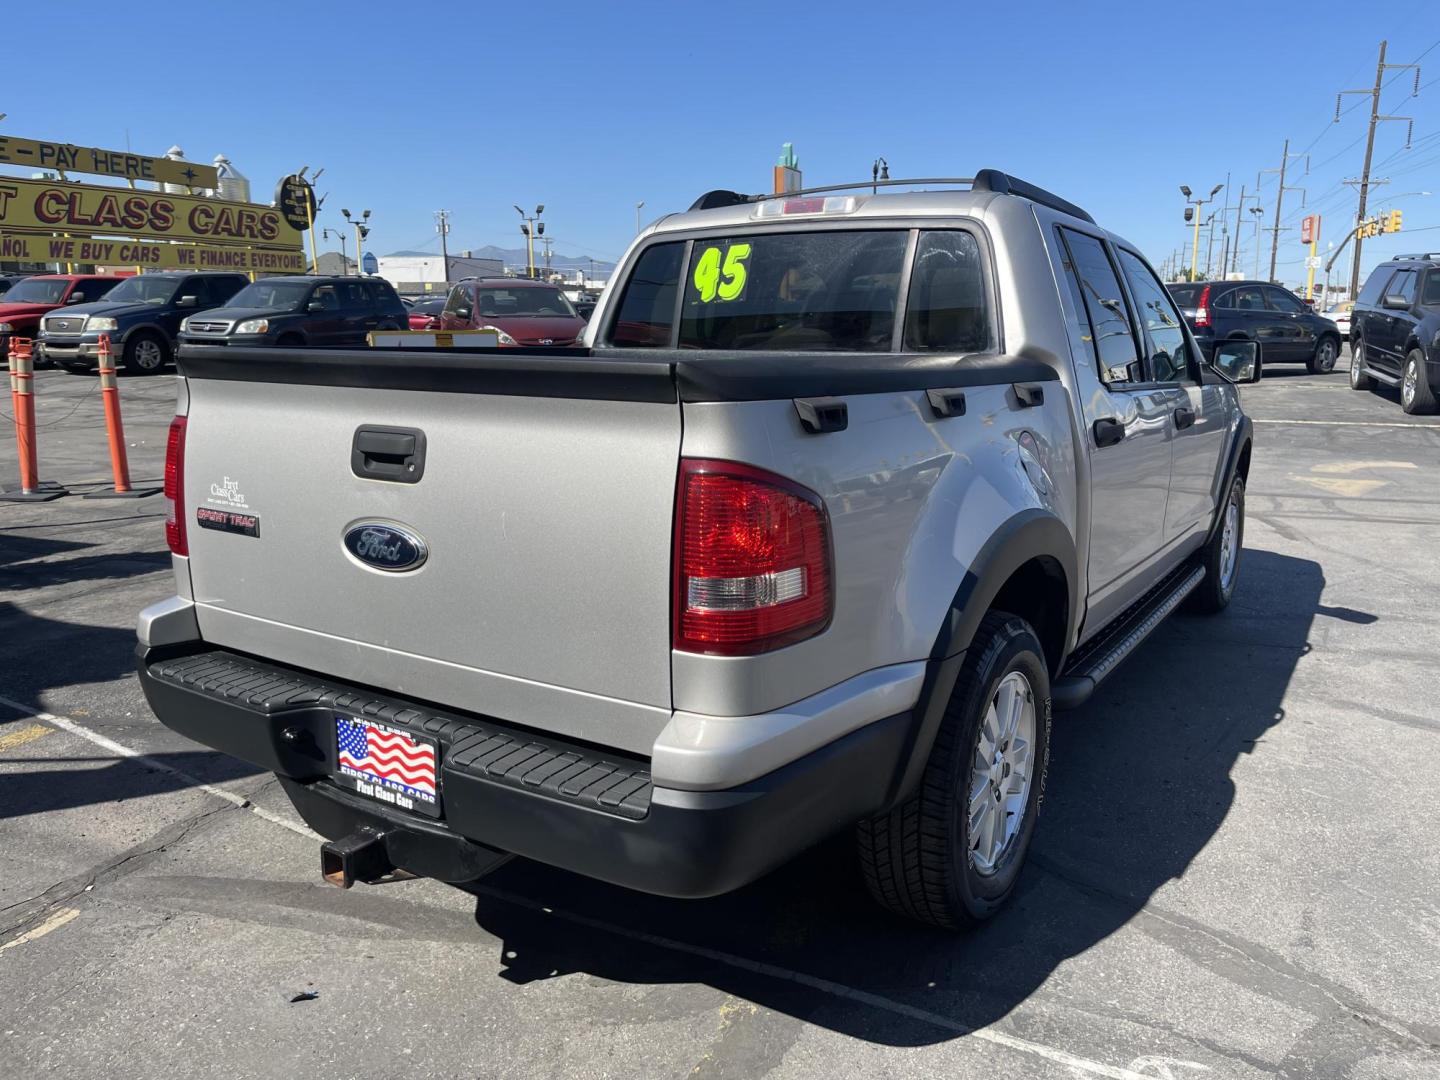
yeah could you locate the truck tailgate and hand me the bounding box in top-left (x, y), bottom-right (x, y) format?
top-left (180, 360), bottom-right (679, 754)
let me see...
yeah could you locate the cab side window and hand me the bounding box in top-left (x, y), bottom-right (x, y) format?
top-left (1117, 249), bottom-right (1192, 383)
top-left (1057, 228), bottom-right (1141, 385)
top-left (310, 285), bottom-right (341, 311)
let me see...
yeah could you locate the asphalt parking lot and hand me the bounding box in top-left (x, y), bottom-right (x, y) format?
top-left (2, 355), bottom-right (1439, 1079)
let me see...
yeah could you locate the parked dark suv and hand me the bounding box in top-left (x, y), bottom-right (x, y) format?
top-left (1168, 280), bottom-right (1341, 376)
top-left (177, 276), bottom-right (407, 349)
top-left (39, 272), bottom-right (248, 374)
top-left (1349, 255), bottom-right (1440, 414)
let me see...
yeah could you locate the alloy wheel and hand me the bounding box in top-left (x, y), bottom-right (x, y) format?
top-left (1219, 488), bottom-right (1240, 591)
top-left (1403, 359), bottom-right (1418, 408)
top-left (1317, 340), bottom-right (1337, 373)
top-left (134, 338), bottom-right (164, 371)
top-left (968, 670), bottom-right (1036, 876)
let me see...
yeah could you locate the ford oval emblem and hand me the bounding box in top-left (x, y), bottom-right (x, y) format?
top-left (343, 521), bottom-right (428, 573)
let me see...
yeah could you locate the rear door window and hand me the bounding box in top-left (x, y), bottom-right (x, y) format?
top-left (1219, 285), bottom-right (1266, 311)
top-left (903, 231), bottom-right (991, 352)
top-left (1057, 228), bottom-right (1141, 384)
top-left (608, 242), bottom-right (683, 348)
top-left (1421, 271), bottom-right (1440, 307)
top-left (677, 230), bottom-right (907, 351)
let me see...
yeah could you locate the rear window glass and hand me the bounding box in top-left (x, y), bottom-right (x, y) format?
top-left (1167, 284), bottom-right (1205, 306)
top-left (609, 242), bottom-right (683, 347)
top-left (1356, 266), bottom-right (1392, 306)
top-left (903, 231), bottom-right (990, 352)
top-left (678, 230), bottom-right (907, 351)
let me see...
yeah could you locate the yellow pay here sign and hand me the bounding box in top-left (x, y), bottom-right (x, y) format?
top-left (0, 134), bottom-right (219, 189)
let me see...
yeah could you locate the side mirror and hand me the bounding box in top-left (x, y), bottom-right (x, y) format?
top-left (66, 293), bottom-right (84, 304)
top-left (307, 300), bottom-right (326, 313)
top-left (1212, 340), bottom-right (1261, 384)
top-left (176, 294), bottom-right (199, 308)
top-left (454, 306), bottom-right (472, 321)
top-left (1382, 293), bottom-right (1411, 310)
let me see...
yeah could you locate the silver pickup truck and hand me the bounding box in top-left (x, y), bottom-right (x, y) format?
top-left (137, 170), bottom-right (1259, 929)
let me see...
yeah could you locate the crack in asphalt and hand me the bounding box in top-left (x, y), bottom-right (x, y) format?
top-left (1030, 854), bottom-right (1440, 1058)
top-left (0, 800), bottom-right (236, 939)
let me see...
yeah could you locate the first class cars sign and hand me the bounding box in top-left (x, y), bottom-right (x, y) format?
top-left (0, 174), bottom-right (304, 249)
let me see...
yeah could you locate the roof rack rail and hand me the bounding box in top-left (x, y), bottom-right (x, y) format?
top-left (1394, 252), bottom-right (1440, 260)
top-left (688, 170), bottom-right (1094, 224)
top-left (971, 169), bottom-right (1095, 224)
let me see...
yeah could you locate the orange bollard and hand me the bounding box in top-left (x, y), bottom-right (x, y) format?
top-left (85, 333), bottom-right (159, 500)
top-left (0, 338), bottom-right (65, 502)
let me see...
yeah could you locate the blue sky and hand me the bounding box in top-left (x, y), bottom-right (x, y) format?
top-left (5, 1), bottom-right (1439, 287)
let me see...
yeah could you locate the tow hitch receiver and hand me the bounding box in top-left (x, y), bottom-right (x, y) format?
top-left (320, 826), bottom-right (393, 889)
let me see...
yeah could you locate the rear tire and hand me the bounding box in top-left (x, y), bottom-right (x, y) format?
top-left (1350, 336), bottom-right (1373, 390)
top-left (1190, 475), bottom-right (1245, 614)
top-left (123, 331), bottom-right (170, 375)
top-left (1401, 348), bottom-right (1438, 415)
top-left (1308, 335), bottom-right (1339, 375)
top-left (857, 612), bottom-right (1050, 930)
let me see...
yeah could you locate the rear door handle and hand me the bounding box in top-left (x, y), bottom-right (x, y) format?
top-left (1174, 407), bottom-right (1196, 430)
top-left (1092, 417), bottom-right (1125, 448)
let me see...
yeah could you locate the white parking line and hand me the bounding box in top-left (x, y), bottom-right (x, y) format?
top-left (0, 695), bottom-right (1205, 1078)
top-left (0, 694), bottom-right (317, 841)
top-left (1, 907), bottom-right (79, 952)
top-left (1254, 418), bottom-right (1440, 428)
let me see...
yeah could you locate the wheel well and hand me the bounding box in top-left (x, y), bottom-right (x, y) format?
top-left (1237, 441), bottom-right (1252, 482)
top-left (988, 556), bottom-right (1068, 675)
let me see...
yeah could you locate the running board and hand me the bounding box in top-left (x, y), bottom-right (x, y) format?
top-left (1366, 367), bottom-right (1400, 386)
top-left (1052, 564), bottom-right (1206, 710)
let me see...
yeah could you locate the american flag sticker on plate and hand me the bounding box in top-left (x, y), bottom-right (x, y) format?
top-left (334, 717), bottom-right (441, 818)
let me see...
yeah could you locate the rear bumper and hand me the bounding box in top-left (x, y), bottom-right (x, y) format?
top-left (136, 643), bottom-right (916, 898)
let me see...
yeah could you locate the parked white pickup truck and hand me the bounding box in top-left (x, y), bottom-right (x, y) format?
top-left (138, 170), bottom-right (1258, 928)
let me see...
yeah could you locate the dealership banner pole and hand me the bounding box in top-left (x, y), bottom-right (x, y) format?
top-left (85, 334), bottom-right (160, 500)
top-left (0, 338), bottom-right (66, 502)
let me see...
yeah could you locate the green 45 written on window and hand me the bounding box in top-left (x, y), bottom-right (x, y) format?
top-left (692, 244), bottom-right (752, 303)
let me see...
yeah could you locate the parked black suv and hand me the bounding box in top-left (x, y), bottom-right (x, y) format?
top-left (1349, 255), bottom-right (1440, 414)
top-left (39, 272), bottom-right (248, 375)
top-left (177, 276), bottom-right (407, 349)
top-left (1168, 280), bottom-right (1341, 376)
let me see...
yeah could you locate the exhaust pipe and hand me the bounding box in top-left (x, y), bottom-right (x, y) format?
top-left (320, 826), bottom-right (393, 889)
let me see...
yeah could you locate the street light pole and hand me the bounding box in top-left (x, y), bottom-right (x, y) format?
top-left (635, 201), bottom-right (645, 234)
top-left (322, 227), bottom-right (349, 275)
top-left (514, 204), bottom-right (545, 279)
top-left (341, 209), bottom-right (371, 276)
top-left (1181, 183), bottom-right (1224, 281)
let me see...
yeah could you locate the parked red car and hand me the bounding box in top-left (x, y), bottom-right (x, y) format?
top-left (0, 274), bottom-right (124, 362)
top-left (436, 278), bottom-right (586, 346)
top-left (406, 296), bottom-right (447, 330)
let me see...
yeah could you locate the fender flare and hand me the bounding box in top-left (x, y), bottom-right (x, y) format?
top-left (118, 322), bottom-right (167, 346)
top-left (1206, 414), bottom-right (1253, 546)
top-left (886, 509), bottom-right (1077, 806)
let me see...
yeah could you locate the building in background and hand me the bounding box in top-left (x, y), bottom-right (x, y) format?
top-left (377, 251), bottom-right (505, 292)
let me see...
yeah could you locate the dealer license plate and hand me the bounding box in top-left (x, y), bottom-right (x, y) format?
top-left (333, 716), bottom-right (442, 818)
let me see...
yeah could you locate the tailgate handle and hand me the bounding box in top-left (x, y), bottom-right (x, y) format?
top-left (352, 426), bottom-right (426, 484)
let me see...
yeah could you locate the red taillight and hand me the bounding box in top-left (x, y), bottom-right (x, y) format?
top-left (164, 415), bottom-right (188, 556)
top-left (673, 459), bottom-right (832, 656)
top-left (1194, 284), bottom-right (1211, 328)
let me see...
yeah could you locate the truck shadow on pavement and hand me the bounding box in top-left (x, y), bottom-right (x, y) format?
top-left (0, 601), bottom-right (263, 819)
top-left (469, 548), bottom-right (1337, 1046)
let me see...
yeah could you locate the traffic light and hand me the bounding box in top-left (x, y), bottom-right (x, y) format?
top-left (1386, 209), bottom-right (1403, 234)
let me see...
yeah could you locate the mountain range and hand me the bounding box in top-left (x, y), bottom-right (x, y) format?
top-left (385, 246), bottom-right (615, 273)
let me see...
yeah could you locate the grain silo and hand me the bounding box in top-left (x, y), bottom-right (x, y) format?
top-left (213, 154), bottom-right (250, 203)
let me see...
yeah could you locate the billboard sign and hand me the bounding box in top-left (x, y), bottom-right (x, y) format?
top-left (0, 232), bottom-right (306, 272)
top-left (0, 134), bottom-right (218, 189)
top-left (1300, 215), bottom-right (1318, 245)
top-left (0, 175), bottom-right (303, 248)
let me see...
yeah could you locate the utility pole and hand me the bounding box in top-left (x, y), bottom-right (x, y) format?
top-left (1229, 184), bottom-right (1258, 274)
top-left (1264, 139), bottom-right (1308, 283)
top-left (434, 209), bottom-right (451, 283)
top-left (540, 236), bottom-right (554, 277)
top-left (1203, 212), bottom-right (1219, 279)
top-left (1337, 40), bottom-right (1419, 298)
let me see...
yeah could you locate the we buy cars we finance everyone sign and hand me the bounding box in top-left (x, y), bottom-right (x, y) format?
top-left (0, 234), bottom-right (306, 273)
top-left (0, 174), bottom-right (303, 249)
